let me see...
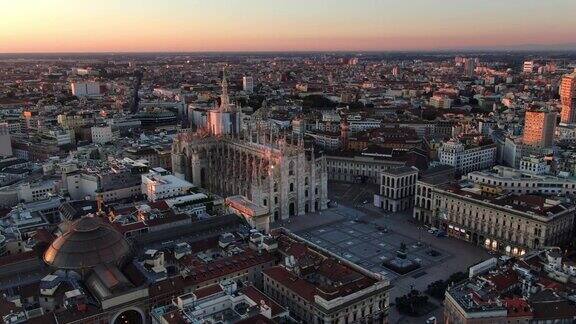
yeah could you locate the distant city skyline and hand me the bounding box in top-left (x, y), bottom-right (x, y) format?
top-left (1, 0), bottom-right (576, 53)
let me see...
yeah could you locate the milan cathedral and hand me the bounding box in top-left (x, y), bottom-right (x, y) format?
top-left (172, 70), bottom-right (328, 221)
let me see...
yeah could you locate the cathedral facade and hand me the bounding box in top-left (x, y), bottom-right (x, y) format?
top-left (172, 133), bottom-right (328, 221)
top-left (172, 69), bottom-right (328, 222)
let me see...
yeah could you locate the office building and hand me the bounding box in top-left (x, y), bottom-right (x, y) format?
top-left (560, 72), bottom-right (576, 124)
top-left (438, 139), bottom-right (497, 174)
top-left (141, 167), bottom-right (194, 202)
top-left (91, 124), bottom-right (114, 144)
top-left (464, 58), bottom-right (476, 77)
top-left (70, 81), bottom-right (103, 97)
top-left (522, 109), bottom-right (556, 148)
top-left (242, 76), bottom-right (254, 93)
top-left (62, 158), bottom-right (148, 202)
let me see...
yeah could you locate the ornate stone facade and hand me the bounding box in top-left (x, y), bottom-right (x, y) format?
top-left (172, 132), bottom-right (328, 222)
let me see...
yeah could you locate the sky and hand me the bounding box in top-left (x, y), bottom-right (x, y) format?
top-left (1, 0), bottom-right (575, 53)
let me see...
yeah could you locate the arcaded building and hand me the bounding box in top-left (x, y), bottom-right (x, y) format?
top-left (427, 182), bottom-right (575, 255)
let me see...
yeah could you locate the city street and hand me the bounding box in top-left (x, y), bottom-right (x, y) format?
top-left (274, 181), bottom-right (492, 323)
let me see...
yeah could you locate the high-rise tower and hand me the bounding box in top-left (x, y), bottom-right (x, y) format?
top-left (560, 72), bottom-right (576, 125)
top-left (522, 108), bottom-right (556, 148)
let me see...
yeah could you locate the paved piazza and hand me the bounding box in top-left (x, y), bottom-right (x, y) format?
top-left (276, 182), bottom-right (493, 323)
top-left (296, 216), bottom-right (449, 282)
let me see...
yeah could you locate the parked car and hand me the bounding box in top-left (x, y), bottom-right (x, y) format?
top-left (426, 316), bottom-right (437, 324)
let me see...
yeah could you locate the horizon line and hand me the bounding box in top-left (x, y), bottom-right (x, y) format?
top-left (2, 48), bottom-right (576, 56)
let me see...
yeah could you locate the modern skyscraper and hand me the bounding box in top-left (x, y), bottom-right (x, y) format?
top-left (464, 58), bottom-right (476, 77)
top-left (242, 76), bottom-right (254, 93)
top-left (560, 72), bottom-right (576, 125)
top-left (523, 108), bottom-right (556, 148)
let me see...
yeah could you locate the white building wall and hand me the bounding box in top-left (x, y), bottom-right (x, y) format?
top-left (0, 123), bottom-right (12, 158)
top-left (91, 125), bottom-right (113, 144)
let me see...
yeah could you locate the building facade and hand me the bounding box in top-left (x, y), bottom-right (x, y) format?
top-left (173, 71), bottom-right (328, 222)
top-left (374, 166), bottom-right (418, 212)
top-left (560, 72), bottom-right (576, 125)
top-left (172, 133), bottom-right (328, 222)
top-left (522, 109), bottom-right (556, 148)
top-left (0, 123), bottom-right (13, 158)
top-left (428, 183), bottom-right (575, 255)
top-left (325, 154), bottom-right (407, 184)
top-left (141, 167), bottom-right (194, 202)
top-left (91, 124), bottom-right (114, 144)
top-left (465, 166), bottom-right (576, 196)
top-left (242, 76), bottom-right (254, 93)
top-left (438, 139), bottom-right (496, 174)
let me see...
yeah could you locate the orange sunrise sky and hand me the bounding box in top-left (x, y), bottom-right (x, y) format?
top-left (1, 0), bottom-right (575, 53)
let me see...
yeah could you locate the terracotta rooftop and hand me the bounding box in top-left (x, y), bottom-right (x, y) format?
top-left (505, 298), bottom-right (533, 318)
top-left (242, 285), bottom-right (286, 317)
top-left (193, 284), bottom-right (223, 299)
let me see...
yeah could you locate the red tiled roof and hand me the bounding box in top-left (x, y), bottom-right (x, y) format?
top-left (193, 284), bottom-right (223, 299)
top-left (148, 200), bottom-right (170, 211)
top-left (116, 221), bottom-right (148, 234)
top-left (318, 258), bottom-right (363, 284)
top-left (263, 266), bottom-right (318, 302)
top-left (242, 285), bottom-right (286, 317)
top-left (0, 251), bottom-right (37, 267)
top-left (149, 277), bottom-right (185, 298)
top-left (235, 313), bottom-right (276, 324)
top-left (486, 270), bottom-right (519, 291)
top-left (505, 298), bottom-right (533, 318)
top-left (537, 276), bottom-right (563, 290)
top-left (161, 309), bottom-right (187, 324)
top-left (33, 229), bottom-right (56, 244)
top-left (150, 249), bottom-right (274, 298)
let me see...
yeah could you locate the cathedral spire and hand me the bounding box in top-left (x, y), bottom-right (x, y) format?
top-left (220, 67), bottom-right (231, 112)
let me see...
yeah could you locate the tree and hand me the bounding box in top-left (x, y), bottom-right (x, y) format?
top-left (426, 280), bottom-right (448, 299)
top-left (395, 290), bottom-right (429, 315)
top-left (426, 271), bottom-right (468, 299)
top-left (302, 95), bottom-right (337, 109)
top-left (448, 271), bottom-right (467, 284)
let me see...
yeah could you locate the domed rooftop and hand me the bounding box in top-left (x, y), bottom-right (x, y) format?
top-left (44, 216), bottom-right (131, 270)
